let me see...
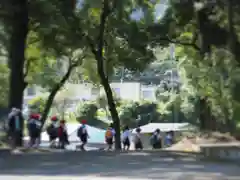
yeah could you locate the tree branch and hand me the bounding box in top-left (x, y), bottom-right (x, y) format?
top-left (86, 36), bottom-right (97, 55)
top-left (71, 54), bottom-right (86, 67)
top-left (152, 35), bottom-right (200, 51)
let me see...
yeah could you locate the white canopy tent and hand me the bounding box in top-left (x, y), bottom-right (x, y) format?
top-left (132, 123), bottom-right (192, 134)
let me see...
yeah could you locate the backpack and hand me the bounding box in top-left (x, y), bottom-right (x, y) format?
top-left (47, 124), bottom-right (57, 137)
top-left (150, 134), bottom-right (159, 145)
top-left (105, 129), bottom-right (113, 139)
top-left (77, 126), bottom-right (86, 138)
top-left (28, 119), bottom-right (37, 132)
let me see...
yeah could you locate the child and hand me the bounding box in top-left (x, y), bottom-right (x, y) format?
top-left (165, 131), bottom-right (173, 147)
top-left (105, 125), bottom-right (115, 151)
top-left (77, 120), bottom-right (89, 151)
top-left (7, 108), bottom-right (23, 150)
top-left (27, 113), bottom-right (41, 148)
top-left (47, 116), bottom-right (59, 148)
top-left (150, 128), bottom-right (162, 149)
top-left (134, 127), bottom-right (143, 150)
top-left (121, 126), bottom-right (131, 151)
top-left (58, 120), bottom-right (69, 149)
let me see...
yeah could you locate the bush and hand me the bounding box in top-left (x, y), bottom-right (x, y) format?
top-left (119, 101), bottom-right (162, 128)
top-left (75, 101), bottom-right (108, 129)
top-left (28, 96), bottom-right (46, 114)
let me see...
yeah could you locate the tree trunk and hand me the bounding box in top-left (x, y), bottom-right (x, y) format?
top-left (40, 65), bottom-right (75, 129)
top-left (8, 0), bottom-right (28, 109)
top-left (8, 0), bottom-right (29, 146)
top-left (98, 69), bottom-right (121, 150)
top-left (195, 8), bottom-right (214, 130)
top-left (227, 0), bottom-right (237, 58)
top-left (91, 0), bottom-right (121, 150)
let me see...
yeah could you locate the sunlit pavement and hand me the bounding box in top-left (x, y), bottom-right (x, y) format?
top-left (0, 151), bottom-right (239, 180)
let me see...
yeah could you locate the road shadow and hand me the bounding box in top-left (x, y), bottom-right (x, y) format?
top-left (0, 151), bottom-right (239, 179)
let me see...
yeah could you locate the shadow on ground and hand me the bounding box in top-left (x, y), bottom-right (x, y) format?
top-left (0, 151), bottom-right (239, 179)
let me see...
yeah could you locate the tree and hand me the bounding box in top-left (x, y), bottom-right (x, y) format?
top-left (25, 0), bottom-right (90, 128)
top-left (96, 90), bottom-right (121, 118)
top-left (80, 0), bottom-right (156, 150)
top-left (1, 0), bottom-right (29, 146)
top-left (146, 0), bottom-right (240, 133)
top-left (5, 0), bottom-right (28, 112)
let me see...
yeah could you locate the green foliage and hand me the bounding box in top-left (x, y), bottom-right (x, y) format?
top-left (119, 101), bottom-right (161, 128)
top-left (96, 90), bottom-right (121, 109)
top-left (28, 96), bottom-right (46, 114)
top-left (75, 101), bottom-right (108, 128)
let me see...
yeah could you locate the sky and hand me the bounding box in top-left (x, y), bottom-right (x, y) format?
top-left (77, 0), bottom-right (168, 21)
top-left (131, 4), bottom-right (167, 20)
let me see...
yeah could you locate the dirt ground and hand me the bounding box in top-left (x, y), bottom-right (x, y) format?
top-left (166, 132), bottom-right (239, 152)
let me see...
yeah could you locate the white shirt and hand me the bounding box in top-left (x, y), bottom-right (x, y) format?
top-left (111, 129), bottom-right (116, 136)
top-left (134, 133), bottom-right (141, 143)
top-left (121, 130), bottom-right (130, 141)
top-left (152, 132), bottom-right (161, 139)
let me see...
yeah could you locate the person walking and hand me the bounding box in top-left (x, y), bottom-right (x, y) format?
top-left (121, 125), bottom-right (131, 151)
top-left (46, 116), bottom-right (59, 148)
top-left (77, 119), bottom-right (89, 151)
top-left (150, 128), bottom-right (162, 149)
top-left (7, 108), bottom-right (24, 152)
top-left (27, 113), bottom-right (41, 148)
top-left (133, 127), bottom-right (143, 150)
top-left (58, 120), bottom-right (69, 149)
top-left (105, 124), bottom-right (115, 151)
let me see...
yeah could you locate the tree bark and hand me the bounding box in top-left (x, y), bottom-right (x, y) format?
top-left (8, 0), bottom-right (28, 109)
top-left (8, 0), bottom-right (29, 147)
top-left (195, 8), bottom-right (214, 130)
top-left (40, 64), bottom-right (75, 129)
top-left (92, 0), bottom-right (121, 150)
top-left (227, 0), bottom-right (237, 58)
top-left (98, 69), bottom-right (122, 150)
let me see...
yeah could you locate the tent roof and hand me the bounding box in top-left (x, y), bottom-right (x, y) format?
top-left (132, 123), bottom-right (192, 133)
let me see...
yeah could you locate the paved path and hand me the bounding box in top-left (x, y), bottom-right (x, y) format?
top-left (0, 151), bottom-right (239, 180)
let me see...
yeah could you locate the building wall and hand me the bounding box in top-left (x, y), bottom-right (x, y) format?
top-left (23, 82), bottom-right (158, 103)
top-left (109, 82), bottom-right (141, 101)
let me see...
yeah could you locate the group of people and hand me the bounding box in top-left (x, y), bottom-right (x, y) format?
top-left (6, 107), bottom-right (173, 151)
top-left (6, 107), bottom-right (89, 150)
top-left (23, 113), bottom-right (69, 149)
top-left (28, 115), bottom-right (89, 150)
top-left (105, 125), bottom-right (173, 151)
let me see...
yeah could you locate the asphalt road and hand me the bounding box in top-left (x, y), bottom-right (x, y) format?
top-left (0, 151), bottom-right (239, 180)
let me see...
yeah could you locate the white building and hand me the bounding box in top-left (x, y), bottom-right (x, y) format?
top-left (24, 82), bottom-right (158, 103)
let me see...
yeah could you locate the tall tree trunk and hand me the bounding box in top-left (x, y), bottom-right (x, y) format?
top-left (227, 0), bottom-right (237, 58)
top-left (195, 8), bottom-right (213, 130)
top-left (91, 0), bottom-right (121, 150)
top-left (98, 68), bottom-right (121, 150)
top-left (8, 0), bottom-right (28, 109)
top-left (8, 0), bottom-right (29, 146)
top-left (40, 65), bottom-right (75, 129)
top-left (226, 0), bottom-right (237, 133)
